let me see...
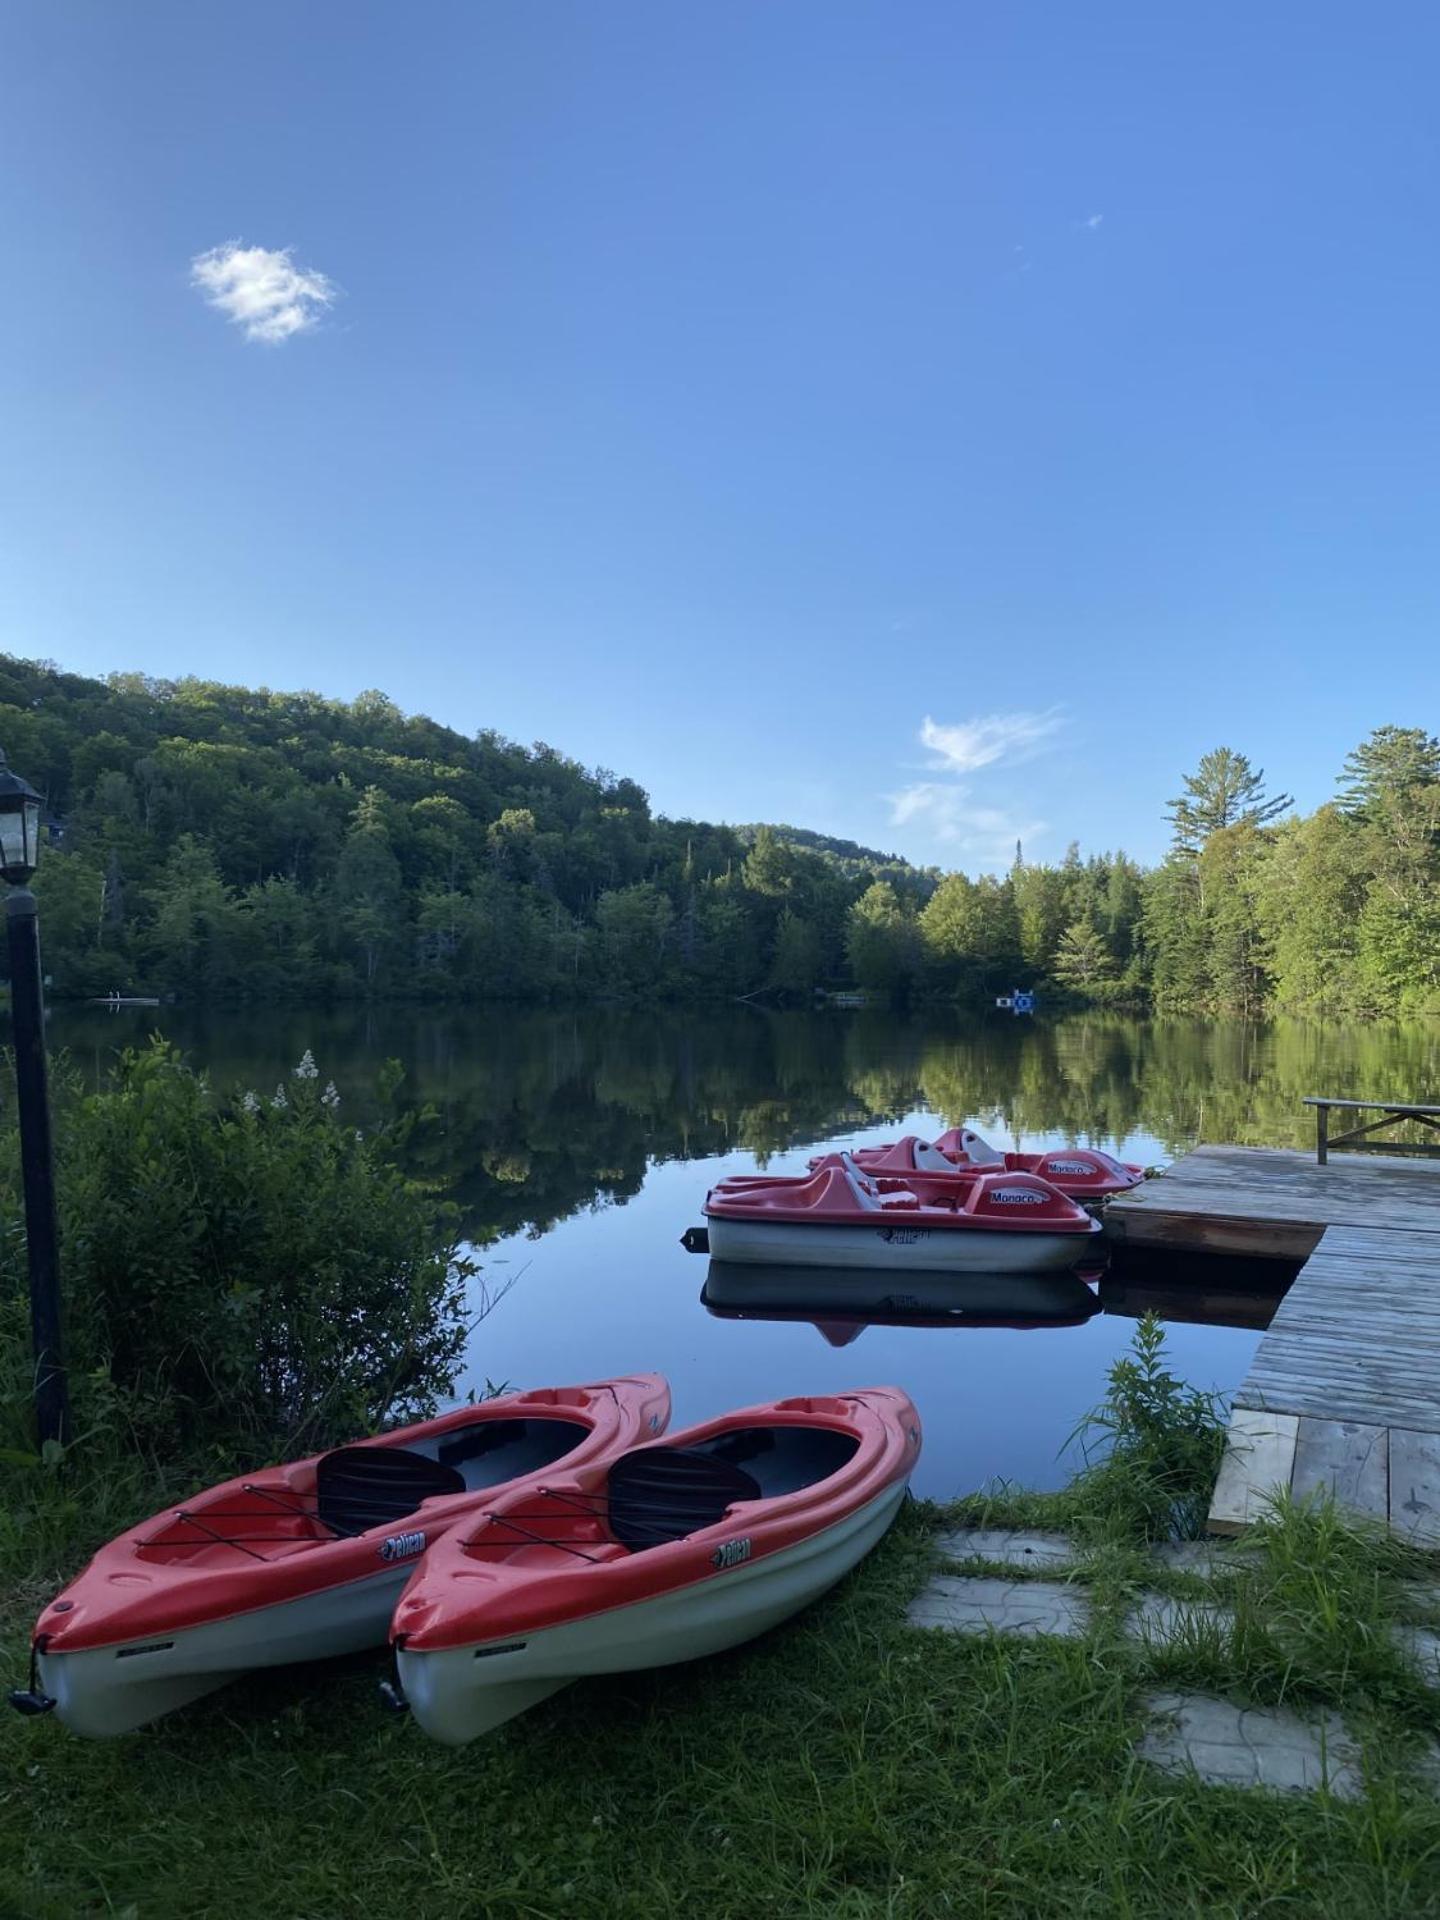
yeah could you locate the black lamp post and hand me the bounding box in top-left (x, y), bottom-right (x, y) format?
top-left (0, 751), bottom-right (68, 1448)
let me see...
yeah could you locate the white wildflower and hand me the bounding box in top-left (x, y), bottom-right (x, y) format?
top-left (239, 1090), bottom-right (261, 1115)
top-left (321, 1081), bottom-right (341, 1110)
top-left (355, 1128), bottom-right (365, 1143)
top-left (271, 1084), bottom-right (288, 1111)
top-left (293, 1049), bottom-right (319, 1081)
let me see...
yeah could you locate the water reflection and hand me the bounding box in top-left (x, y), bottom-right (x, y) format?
top-left (703, 1262), bottom-right (1103, 1347)
top-left (702, 1261), bottom-right (1103, 1324)
top-left (50, 1003), bottom-right (1440, 1253)
top-left (46, 1003), bottom-right (1372, 1495)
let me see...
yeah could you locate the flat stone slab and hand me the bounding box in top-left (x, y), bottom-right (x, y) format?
top-left (1138, 1691), bottom-right (1362, 1799)
top-left (1151, 1541), bottom-right (1250, 1575)
top-left (907, 1575), bottom-right (1089, 1639)
top-left (1127, 1592), bottom-right (1235, 1643)
top-left (1394, 1624), bottom-right (1440, 1686)
top-left (935, 1529), bottom-right (1076, 1571)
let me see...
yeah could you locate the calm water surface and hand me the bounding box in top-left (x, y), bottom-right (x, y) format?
top-left (51, 1006), bottom-right (1440, 1497)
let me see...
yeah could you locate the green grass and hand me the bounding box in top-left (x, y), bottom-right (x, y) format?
top-left (6, 1323), bottom-right (1440, 1919)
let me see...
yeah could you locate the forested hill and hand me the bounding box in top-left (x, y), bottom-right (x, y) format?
top-left (0, 652), bottom-right (936, 1004)
top-left (1, 653), bottom-right (1436, 1015)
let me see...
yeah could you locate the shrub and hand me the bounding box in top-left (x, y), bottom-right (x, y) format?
top-left (1067, 1311), bottom-right (1228, 1539)
top-left (0, 1041), bottom-right (475, 1470)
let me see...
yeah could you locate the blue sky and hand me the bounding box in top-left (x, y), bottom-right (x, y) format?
top-left (2, 3), bottom-right (1437, 870)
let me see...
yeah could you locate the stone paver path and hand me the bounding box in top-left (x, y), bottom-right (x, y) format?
top-left (1127, 1592), bottom-right (1235, 1643)
top-left (935, 1529), bottom-right (1076, 1570)
top-left (907, 1575), bottom-right (1090, 1638)
top-left (1151, 1541), bottom-right (1250, 1576)
top-left (1394, 1623), bottom-right (1440, 1686)
top-left (1138, 1691), bottom-right (1363, 1799)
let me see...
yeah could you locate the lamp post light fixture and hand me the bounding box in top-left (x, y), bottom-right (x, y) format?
top-left (0, 750), bottom-right (68, 1448)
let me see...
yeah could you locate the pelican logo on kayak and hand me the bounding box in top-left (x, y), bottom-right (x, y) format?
top-left (991, 1189), bottom-right (1047, 1205)
top-left (379, 1530), bottom-right (426, 1562)
top-left (880, 1227), bottom-right (931, 1244)
top-left (712, 1538), bottom-right (752, 1571)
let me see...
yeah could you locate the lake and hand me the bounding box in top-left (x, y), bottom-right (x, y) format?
top-left (49, 1004), bottom-right (1440, 1498)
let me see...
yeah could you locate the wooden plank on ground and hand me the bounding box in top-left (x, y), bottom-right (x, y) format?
top-left (1388, 1429), bottom-right (1440, 1548)
top-left (1290, 1418), bottom-right (1388, 1522)
top-left (1209, 1410), bottom-right (1299, 1535)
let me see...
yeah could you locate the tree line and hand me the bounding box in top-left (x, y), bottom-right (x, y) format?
top-left (1, 654), bottom-right (1435, 1012)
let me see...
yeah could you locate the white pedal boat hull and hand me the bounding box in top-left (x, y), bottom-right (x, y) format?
top-left (396, 1479), bottom-right (908, 1748)
top-left (705, 1214), bottom-right (1097, 1273)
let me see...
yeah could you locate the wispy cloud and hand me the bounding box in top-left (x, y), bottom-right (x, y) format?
top-left (190, 242), bottom-right (337, 344)
top-left (886, 782), bottom-right (1046, 865)
top-left (919, 709), bottom-right (1065, 775)
top-left (1082, 213), bottom-right (1104, 231)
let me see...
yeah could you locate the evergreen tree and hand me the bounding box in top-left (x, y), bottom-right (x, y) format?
top-left (1052, 919), bottom-right (1114, 992)
top-left (1167, 747), bottom-right (1292, 854)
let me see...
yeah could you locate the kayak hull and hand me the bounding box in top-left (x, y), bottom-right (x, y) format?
top-left (38, 1564), bottom-right (413, 1739)
top-left (397, 1479), bottom-right (909, 1747)
top-left (705, 1213), bottom-right (1098, 1272)
top-left (23, 1374), bottom-right (671, 1738)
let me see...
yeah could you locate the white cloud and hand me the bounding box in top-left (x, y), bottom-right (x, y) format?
top-left (1083, 213), bottom-right (1104, 230)
top-left (886, 782), bottom-right (1045, 867)
top-left (919, 709), bottom-right (1065, 775)
top-left (190, 241), bottom-right (336, 344)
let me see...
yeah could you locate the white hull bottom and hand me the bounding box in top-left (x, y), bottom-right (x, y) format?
top-left (397, 1480), bottom-right (909, 1747)
top-left (705, 1216), bottom-right (1095, 1273)
top-left (38, 1564), bottom-right (415, 1739)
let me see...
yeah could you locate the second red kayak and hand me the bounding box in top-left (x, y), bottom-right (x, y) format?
top-left (392, 1388), bottom-right (921, 1745)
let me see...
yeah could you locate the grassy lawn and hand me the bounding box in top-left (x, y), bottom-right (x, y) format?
top-left (6, 1482), bottom-right (1440, 1920)
top-left (5, 1323), bottom-right (1440, 1918)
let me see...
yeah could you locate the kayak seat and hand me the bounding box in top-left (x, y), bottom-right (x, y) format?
top-left (316, 1445), bottom-right (465, 1536)
top-left (607, 1447), bottom-right (761, 1553)
top-left (700, 1424), bottom-right (860, 1496)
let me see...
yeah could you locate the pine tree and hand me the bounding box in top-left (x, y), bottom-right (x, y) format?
top-left (1052, 919), bottom-right (1114, 992)
top-left (1167, 748), bottom-right (1292, 854)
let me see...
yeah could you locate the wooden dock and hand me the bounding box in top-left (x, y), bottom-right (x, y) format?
top-left (1106, 1145), bottom-right (1440, 1542)
top-left (1105, 1144), bottom-right (1440, 1261)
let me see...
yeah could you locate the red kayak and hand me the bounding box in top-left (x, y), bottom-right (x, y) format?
top-left (705, 1155), bottom-right (1100, 1272)
top-left (12, 1375), bottom-right (670, 1737)
top-left (822, 1130), bottom-right (1147, 1201)
top-left (392, 1388), bottom-right (921, 1745)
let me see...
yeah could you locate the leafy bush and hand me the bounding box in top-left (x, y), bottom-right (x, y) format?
top-left (1068, 1312), bottom-right (1228, 1539)
top-left (0, 1041), bottom-right (475, 1470)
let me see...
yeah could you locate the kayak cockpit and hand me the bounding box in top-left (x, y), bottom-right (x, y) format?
top-left (133, 1416), bottom-right (594, 1564)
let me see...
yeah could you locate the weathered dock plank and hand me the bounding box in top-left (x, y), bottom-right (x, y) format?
top-left (1389, 1430), bottom-right (1440, 1548)
top-left (1108, 1146), bottom-right (1440, 1259)
top-left (1290, 1419), bottom-right (1388, 1522)
top-left (1210, 1411), bottom-right (1299, 1533)
top-left (1207, 1219), bottom-right (1440, 1537)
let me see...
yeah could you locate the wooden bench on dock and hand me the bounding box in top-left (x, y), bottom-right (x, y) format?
top-left (1304, 1095), bottom-right (1440, 1165)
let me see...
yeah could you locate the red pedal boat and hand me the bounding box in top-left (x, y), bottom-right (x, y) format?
top-left (11, 1375), bottom-right (670, 1738)
top-left (821, 1129), bottom-right (1146, 1201)
top-left (391, 1388), bottom-right (921, 1745)
top-left (705, 1154), bottom-right (1100, 1272)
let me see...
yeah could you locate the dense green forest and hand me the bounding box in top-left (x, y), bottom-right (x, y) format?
top-left (0, 653), bottom-right (1436, 1013)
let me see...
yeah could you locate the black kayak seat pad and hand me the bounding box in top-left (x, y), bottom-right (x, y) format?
top-left (607, 1445), bottom-right (761, 1553)
top-left (316, 1444), bottom-right (465, 1536)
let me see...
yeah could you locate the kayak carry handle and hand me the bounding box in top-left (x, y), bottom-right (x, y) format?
top-left (7, 1688), bottom-right (56, 1717)
top-left (8, 1638), bottom-right (55, 1715)
top-left (378, 1678), bottom-right (409, 1715)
